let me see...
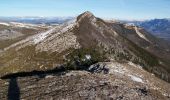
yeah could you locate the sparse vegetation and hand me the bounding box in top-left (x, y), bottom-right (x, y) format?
top-left (65, 47), bottom-right (107, 70)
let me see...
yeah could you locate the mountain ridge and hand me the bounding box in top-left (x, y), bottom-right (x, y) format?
top-left (0, 11), bottom-right (170, 99)
top-left (0, 11), bottom-right (170, 82)
top-left (125, 18), bottom-right (170, 41)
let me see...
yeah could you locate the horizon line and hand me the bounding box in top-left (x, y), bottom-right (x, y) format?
top-left (0, 16), bottom-right (169, 21)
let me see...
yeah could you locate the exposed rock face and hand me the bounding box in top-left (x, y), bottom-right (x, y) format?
top-left (74, 11), bottom-right (120, 48)
top-left (77, 11), bottom-right (96, 23)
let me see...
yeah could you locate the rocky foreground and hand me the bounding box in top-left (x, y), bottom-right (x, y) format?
top-left (0, 62), bottom-right (170, 100)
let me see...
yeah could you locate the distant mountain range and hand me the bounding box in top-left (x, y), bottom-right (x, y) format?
top-left (1, 17), bottom-right (170, 42)
top-left (126, 19), bottom-right (170, 41)
top-left (0, 16), bottom-right (74, 24)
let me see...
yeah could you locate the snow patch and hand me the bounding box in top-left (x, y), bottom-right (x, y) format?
top-left (125, 23), bottom-right (135, 26)
top-left (108, 63), bottom-right (144, 83)
top-left (33, 27), bottom-right (56, 44)
top-left (134, 26), bottom-right (150, 43)
top-left (45, 75), bottom-right (54, 79)
top-left (58, 19), bottom-right (76, 33)
top-left (128, 74), bottom-right (144, 83)
top-left (128, 62), bottom-right (136, 66)
top-left (0, 22), bottom-right (10, 26)
top-left (159, 61), bottom-right (163, 65)
top-left (113, 31), bottom-right (118, 36)
top-left (60, 22), bottom-right (75, 33)
top-left (85, 55), bottom-right (91, 60)
top-left (10, 22), bottom-right (28, 28)
top-left (10, 22), bottom-right (40, 29)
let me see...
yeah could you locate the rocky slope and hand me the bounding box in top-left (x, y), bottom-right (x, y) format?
top-left (0, 11), bottom-right (170, 81)
top-left (0, 11), bottom-right (170, 78)
top-left (0, 62), bottom-right (170, 100)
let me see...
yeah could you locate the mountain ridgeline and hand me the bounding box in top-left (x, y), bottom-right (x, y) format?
top-left (0, 11), bottom-right (170, 83)
top-left (130, 19), bottom-right (170, 41)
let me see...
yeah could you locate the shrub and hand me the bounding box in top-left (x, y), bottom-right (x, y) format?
top-left (65, 47), bottom-right (107, 70)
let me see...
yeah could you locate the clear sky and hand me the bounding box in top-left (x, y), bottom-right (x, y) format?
top-left (0, 0), bottom-right (170, 20)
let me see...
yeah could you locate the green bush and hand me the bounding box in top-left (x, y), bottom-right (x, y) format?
top-left (65, 47), bottom-right (107, 70)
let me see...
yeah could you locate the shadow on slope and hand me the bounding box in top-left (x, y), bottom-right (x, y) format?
top-left (1, 66), bottom-right (78, 100)
top-left (7, 78), bottom-right (20, 100)
top-left (1, 66), bottom-right (67, 79)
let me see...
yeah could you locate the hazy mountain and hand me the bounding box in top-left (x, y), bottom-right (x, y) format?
top-left (0, 12), bottom-right (170, 99)
top-left (0, 16), bottom-right (74, 24)
top-left (128, 19), bottom-right (170, 41)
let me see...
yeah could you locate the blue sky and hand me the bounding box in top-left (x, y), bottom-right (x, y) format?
top-left (0, 0), bottom-right (170, 20)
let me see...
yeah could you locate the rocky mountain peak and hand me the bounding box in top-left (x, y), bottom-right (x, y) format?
top-left (77, 11), bottom-right (96, 23)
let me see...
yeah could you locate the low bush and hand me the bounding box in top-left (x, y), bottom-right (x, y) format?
top-left (65, 47), bottom-right (107, 70)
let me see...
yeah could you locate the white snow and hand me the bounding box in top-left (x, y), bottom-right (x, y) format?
top-left (0, 22), bottom-right (41, 29)
top-left (159, 61), bottom-right (163, 65)
top-left (85, 55), bottom-right (91, 60)
top-left (33, 27), bottom-right (56, 44)
top-left (125, 23), bottom-right (135, 26)
top-left (134, 26), bottom-right (150, 42)
top-left (60, 20), bottom-right (76, 33)
top-left (10, 22), bottom-right (27, 28)
top-left (128, 62), bottom-right (136, 66)
top-left (0, 22), bottom-right (10, 26)
top-left (108, 62), bottom-right (144, 83)
top-left (60, 23), bottom-right (75, 33)
top-left (3, 27), bottom-right (56, 51)
top-left (128, 74), bottom-right (144, 83)
top-left (45, 75), bottom-right (54, 79)
top-left (3, 21), bottom-right (75, 51)
top-left (10, 22), bottom-right (40, 29)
